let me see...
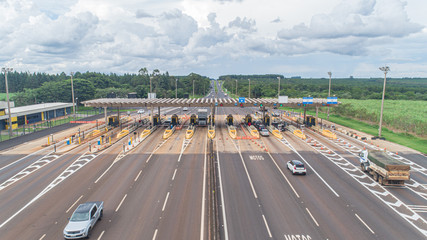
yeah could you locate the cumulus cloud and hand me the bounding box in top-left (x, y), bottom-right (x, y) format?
top-left (159, 9), bottom-right (198, 46)
top-left (228, 17), bottom-right (256, 32)
top-left (135, 9), bottom-right (152, 18)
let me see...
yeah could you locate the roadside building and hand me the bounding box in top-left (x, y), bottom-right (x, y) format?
top-left (0, 102), bottom-right (73, 130)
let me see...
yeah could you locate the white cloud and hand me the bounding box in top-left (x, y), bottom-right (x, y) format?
top-left (0, 0), bottom-right (426, 78)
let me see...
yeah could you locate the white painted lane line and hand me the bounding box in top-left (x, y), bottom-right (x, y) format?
top-left (262, 214), bottom-right (273, 238)
top-left (171, 169), bottom-right (177, 181)
top-left (200, 136), bottom-right (207, 240)
top-left (94, 162), bottom-right (115, 184)
top-left (134, 170), bottom-right (142, 182)
top-left (66, 195), bottom-right (83, 213)
top-left (277, 137), bottom-right (340, 198)
top-left (162, 192), bottom-right (170, 212)
top-left (0, 148), bottom-right (53, 172)
top-left (39, 234), bottom-right (46, 240)
top-left (306, 208), bottom-right (319, 227)
top-left (267, 152), bottom-right (300, 198)
top-left (97, 230), bottom-right (105, 240)
top-left (152, 229), bottom-right (158, 240)
top-left (355, 214), bottom-right (375, 234)
top-left (216, 134), bottom-right (229, 240)
top-left (231, 140), bottom-right (258, 198)
top-left (115, 194), bottom-right (127, 212)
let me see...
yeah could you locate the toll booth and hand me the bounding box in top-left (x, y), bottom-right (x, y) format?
top-left (108, 116), bottom-right (119, 127)
top-left (171, 114), bottom-right (179, 126)
top-left (226, 114), bottom-right (233, 126)
top-left (190, 114), bottom-right (197, 125)
top-left (244, 114), bottom-right (252, 125)
top-left (264, 114), bottom-right (270, 126)
top-left (305, 116), bottom-right (316, 127)
top-left (208, 115), bottom-right (215, 126)
top-left (153, 114), bottom-right (160, 126)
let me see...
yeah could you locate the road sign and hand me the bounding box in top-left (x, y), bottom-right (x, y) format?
top-left (327, 97), bottom-right (338, 104)
top-left (148, 93), bottom-right (156, 99)
top-left (239, 97), bottom-right (245, 103)
top-left (302, 97), bottom-right (313, 104)
top-left (278, 96), bottom-right (288, 103)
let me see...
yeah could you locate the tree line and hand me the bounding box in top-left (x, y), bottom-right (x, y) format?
top-left (0, 69), bottom-right (211, 106)
top-left (219, 75), bottom-right (427, 100)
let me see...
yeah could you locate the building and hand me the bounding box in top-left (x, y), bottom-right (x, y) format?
top-left (0, 102), bottom-right (73, 130)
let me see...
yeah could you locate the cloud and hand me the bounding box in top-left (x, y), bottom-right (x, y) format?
top-left (135, 9), bottom-right (152, 18)
top-left (158, 9), bottom-right (198, 46)
top-left (278, 0), bottom-right (422, 40)
top-left (228, 16), bottom-right (256, 32)
top-left (271, 17), bottom-right (281, 23)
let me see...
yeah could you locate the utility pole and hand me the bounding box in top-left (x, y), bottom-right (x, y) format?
top-left (248, 78), bottom-right (251, 98)
top-left (175, 78), bottom-right (178, 98)
top-left (378, 66), bottom-right (390, 137)
top-left (235, 79), bottom-right (238, 96)
top-left (2, 67), bottom-right (13, 138)
top-left (327, 72), bottom-right (332, 121)
top-left (193, 79), bottom-right (195, 98)
top-left (150, 76), bottom-right (153, 95)
top-left (277, 76), bottom-right (281, 97)
top-left (70, 72), bottom-right (75, 120)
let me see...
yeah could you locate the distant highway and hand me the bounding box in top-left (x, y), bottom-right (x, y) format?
top-left (0, 81), bottom-right (426, 239)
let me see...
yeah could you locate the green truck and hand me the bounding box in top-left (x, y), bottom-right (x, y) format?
top-left (359, 150), bottom-right (410, 186)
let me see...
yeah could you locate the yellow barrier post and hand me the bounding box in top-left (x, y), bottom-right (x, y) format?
top-left (109, 137), bottom-right (111, 144)
top-left (78, 137), bottom-right (81, 144)
top-left (100, 136), bottom-right (102, 145)
top-left (47, 137), bottom-right (50, 145)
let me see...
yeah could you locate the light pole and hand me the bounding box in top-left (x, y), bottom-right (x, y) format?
top-left (149, 76), bottom-right (153, 95)
top-left (327, 71), bottom-right (332, 121)
top-left (378, 66), bottom-right (390, 137)
top-left (248, 78), bottom-right (251, 98)
top-left (2, 67), bottom-right (13, 138)
top-left (70, 72), bottom-right (75, 120)
top-left (175, 78), bottom-right (178, 98)
top-left (235, 79), bottom-right (238, 96)
top-left (193, 79), bottom-right (195, 98)
top-left (277, 76), bottom-right (281, 97)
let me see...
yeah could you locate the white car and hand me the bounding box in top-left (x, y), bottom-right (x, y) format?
top-left (137, 109), bottom-right (145, 114)
top-left (260, 129), bottom-right (269, 137)
top-left (287, 160), bottom-right (307, 175)
top-left (183, 107), bottom-right (188, 111)
top-left (64, 201), bottom-right (103, 239)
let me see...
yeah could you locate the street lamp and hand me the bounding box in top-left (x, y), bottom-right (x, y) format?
top-left (175, 78), bottom-right (178, 98)
top-left (277, 76), bottom-right (281, 97)
top-left (70, 72), bottom-right (75, 120)
top-left (327, 71), bottom-right (332, 121)
top-left (149, 76), bottom-right (153, 95)
top-left (193, 79), bottom-right (195, 98)
top-left (378, 66), bottom-right (390, 138)
top-left (2, 67), bottom-right (13, 138)
top-left (235, 79), bottom-right (238, 96)
top-left (248, 78), bottom-right (251, 98)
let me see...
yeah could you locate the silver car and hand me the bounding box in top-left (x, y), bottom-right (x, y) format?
top-left (64, 201), bottom-right (103, 239)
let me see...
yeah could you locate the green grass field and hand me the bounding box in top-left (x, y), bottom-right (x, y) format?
top-left (283, 99), bottom-right (427, 154)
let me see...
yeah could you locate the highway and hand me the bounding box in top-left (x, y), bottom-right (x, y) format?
top-left (0, 81), bottom-right (426, 239)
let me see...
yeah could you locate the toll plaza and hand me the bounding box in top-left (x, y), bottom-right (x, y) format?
top-left (82, 97), bottom-right (339, 127)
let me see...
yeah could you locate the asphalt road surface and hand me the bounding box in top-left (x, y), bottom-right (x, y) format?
top-left (0, 83), bottom-right (426, 240)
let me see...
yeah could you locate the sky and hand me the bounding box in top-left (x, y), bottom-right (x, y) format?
top-left (1, 0), bottom-right (426, 78)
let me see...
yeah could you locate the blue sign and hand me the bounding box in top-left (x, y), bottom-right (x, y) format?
top-left (254, 103), bottom-right (257, 106)
top-left (215, 102), bottom-right (218, 106)
top-left (239, 97), bottom-right (245, 103)
top-left (327, 97), bottom-right (338, 104)
top-left (302, 97), bottom-right (313, 104)
top-left (234, 103), bottom-right (238, 106)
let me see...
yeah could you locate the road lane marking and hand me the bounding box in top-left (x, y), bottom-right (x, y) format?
top-left (115, 194), bottom-right (127, 212)
top-left (262, 214), bottom-right (273, 238)
top-left (171, 169), bottom-right (177, 181)
top-left (276, 137), bottom-right (340, 198)
top-left (200, 136), bottom-right (207, 240)
top-left (267, 152), bottom-right (300, 198)
top-left (66, 195), bottom-right (83, 213)
top-left (355, 214), bottom-right (375, 234)
top-left (162, 192), bottom-right (170, 212)
top-left (97, 230), bottom-right (105, 240)
top-left (216, 135), bottom-right (229, 240)
top-left (231, 139), bottom-right (258, 198)
top-left (39, 234), bottom-right (46, 240)
top-left (0, 148), bottom-right (53, 172)
top-left (134, 170), bottom-right (142, 182)
top-left (306, 208), bottom-right (319, 227)
top-left (152, 229), bottom-right (158, 240)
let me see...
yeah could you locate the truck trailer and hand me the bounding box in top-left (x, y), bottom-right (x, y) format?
top-left (198, 109), bottom-right (208, 126)
top-left (360, 150), bottom-right (410, 186)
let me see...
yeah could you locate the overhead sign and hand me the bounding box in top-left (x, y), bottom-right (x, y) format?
top-left (302, 97), bottom-right (313, 104)
top-left (278, 96), bottom-right (288, 104)
top-left (327, 97), bottom-right (338, 104)
top-left (238, 97), bottom-right (245, 103)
